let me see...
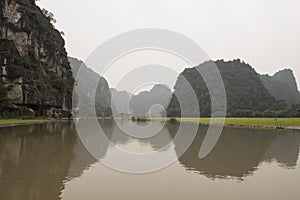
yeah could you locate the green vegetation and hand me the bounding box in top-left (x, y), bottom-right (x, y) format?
top-left (132, 117), bottom-right (300, 128)
top-left (131, 117), bottom-right (151, 122)
top-left (0, 119), bottom-right (49, 126)
top-left (227, 102), bottom-right (300, 118)
top-left (41, 8), bottom-right (57, 24)
top-left (0, 0), bottom-right (74, 118)
top-left (222, 118), bottom-right (300, 127)
top-left (165, 118), bottom-right (300, 128)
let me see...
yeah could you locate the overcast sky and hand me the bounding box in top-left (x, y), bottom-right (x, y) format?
top-left (38, 0), bottom-right (300, 89)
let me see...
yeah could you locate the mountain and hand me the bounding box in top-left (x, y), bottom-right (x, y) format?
top-left (260, 69), bottom-right (300, 106)
top-left (0, 0), bottom-right (74, 118)
top-left (130, 84), bottom-right (172, 117)
top-left (69, 57), bottom-right (112, 117)
top-left (110, 88), bottom-right (131, 116)
top-left (167, 59), bottom-right (286, 117)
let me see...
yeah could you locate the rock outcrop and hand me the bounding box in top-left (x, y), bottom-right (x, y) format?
top-left (260, 69), bottom-right (300, 106)
top-left (167, 59), bottom-right (286, 117)
top-left (0, 0), bottom-right (74, 117)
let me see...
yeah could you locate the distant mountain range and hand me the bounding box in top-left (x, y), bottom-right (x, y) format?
top-left (111, 84), bottom-right (172, 117)
top-left (110, 88), bottom-right (131, 116)
top-left (130, 84), bottom-right (172, 117)
top-left (69, 58), bottom-right (299, 118)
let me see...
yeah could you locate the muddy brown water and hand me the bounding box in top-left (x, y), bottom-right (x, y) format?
top-left (1, 120), bottom-right (300, 200)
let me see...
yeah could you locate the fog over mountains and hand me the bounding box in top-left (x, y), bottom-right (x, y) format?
top-left (68, 58), bottom-right (300, 118)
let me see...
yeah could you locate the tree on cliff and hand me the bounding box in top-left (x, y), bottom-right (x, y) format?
top-left (0, 0), bottom-right (74, 117)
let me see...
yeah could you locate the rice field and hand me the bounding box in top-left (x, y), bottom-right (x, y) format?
top-left (164, 118), bottom-right (300, 128)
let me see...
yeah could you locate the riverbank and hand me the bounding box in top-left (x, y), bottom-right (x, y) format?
top-left (140, 117), bottom-right (300, 130)
top-left (2, 117), bottom-right (300, 130)
top-left (0, 119), bottom-right (68, 128)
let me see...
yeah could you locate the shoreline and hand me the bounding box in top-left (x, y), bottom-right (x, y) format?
top-left (0, 119), bottom-right (71, 128)
top-left (131, 117), bottom-right (300, 130)
top-left (201, 122), bottom-right (300, 130)
top-left (1, 118), bottom-right (300, 130)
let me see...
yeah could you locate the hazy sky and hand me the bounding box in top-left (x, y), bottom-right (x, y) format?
top-left (38, 0), bottom-right (300, 89)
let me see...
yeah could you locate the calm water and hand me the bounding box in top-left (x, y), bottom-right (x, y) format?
top-left (1, 120), bottom-right (300, 200)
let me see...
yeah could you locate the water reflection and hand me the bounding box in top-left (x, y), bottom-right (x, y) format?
top-left (0, 120), bottom-right (300, 200)
top-left (168, 123), bottom-right (300, 180)
top-left (0, 122), bottom-right (95, 200)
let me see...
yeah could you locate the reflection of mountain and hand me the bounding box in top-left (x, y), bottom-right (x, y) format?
top-left (66, 139), bottom-right (96, 182)
top-left (1, 121), bottom-right (300, 200)
top-left (0, 122), bottom-right (96, 200)
top-left (168, 124), bottom-right (300, 180)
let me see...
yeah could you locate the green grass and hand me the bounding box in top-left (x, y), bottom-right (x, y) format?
top-left (155, 118), bottom-right (300, 127)
top-left (2, 118), bottom-right (300, 128)
top-left (0, 119), bottom-right (49, 126)
top-left (222, 118), bottom-right (300, 127)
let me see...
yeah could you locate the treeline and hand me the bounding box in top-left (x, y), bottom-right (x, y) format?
top-left (227, 103), bottom-right (300, 118)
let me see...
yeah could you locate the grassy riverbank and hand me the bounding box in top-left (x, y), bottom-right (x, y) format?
top-left (2, 117), bottom-right (300, 129)
top-left (0, 119), bottom-right (50, 126)
top-left (162, 118), bottom-right (300, 128)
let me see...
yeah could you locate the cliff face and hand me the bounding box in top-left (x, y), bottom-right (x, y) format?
top-left (260, 69), bottom-right (300, 106)
top-left (0, 0), bottom-right (74, 117)
top-left (69, 57), bottom-right (112, 117)
top-left (167, 60), bottom-right (286, 117)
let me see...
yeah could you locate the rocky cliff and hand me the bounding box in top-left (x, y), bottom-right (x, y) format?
top-left (69, 57), bottom-right (112, 117)
top-left (0, 0), bottom-right (74, 118)
top-left (260, 69), bottom-right (300, 106)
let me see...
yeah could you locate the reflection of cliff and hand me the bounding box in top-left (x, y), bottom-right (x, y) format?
top-left (168, 124), bottom-right (300, 180)
top-left (67, 120), bottom-right (115, 179)
top-left (261, 133), bottom-right (300, 168)
top-left (0, 122), bottom-right (96, 200)
top-left (66, 139), bottom-right (96, 182)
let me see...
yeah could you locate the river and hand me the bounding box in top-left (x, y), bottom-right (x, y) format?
top-left (0, 120), bottom-right (300, 200)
